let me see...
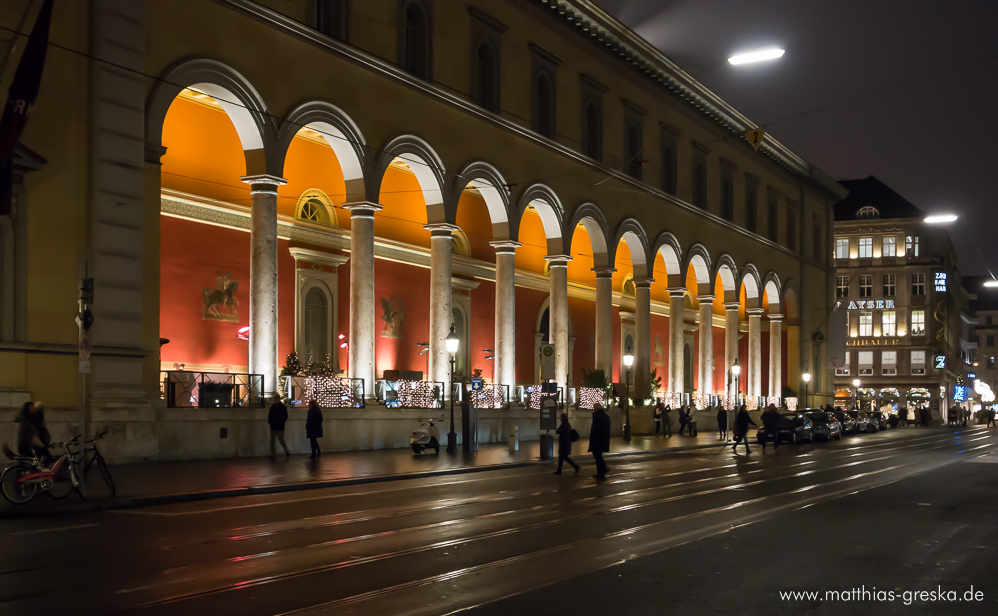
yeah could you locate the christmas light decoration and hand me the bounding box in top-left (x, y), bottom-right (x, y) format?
top-left (766, 396), bottom-right (781, 408)
top-left (745, 395), bottom-right (759, 411)
top-left (382, 379), bottom-right (443, 409)
top-left (471, 383), bottom-right (507, 409)
top-left (786, 397), bottom-right (798, 411)
top-left (577, 387), bottom-right (606, 410)
top-left (302, 376), bottom-right (363, 408)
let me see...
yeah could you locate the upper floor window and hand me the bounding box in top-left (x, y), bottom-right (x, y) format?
top-left (836, 275), bottom-right (849, 298)
top-left (988, 315), bottom-right (994, 325)
top-left (859, 312), bottom-right (873, 337)
top-left (721, 168), bottom-right (734, 222)
top-left (473, 41), bottom-right (499, 112)
top-left (812, 214), bottom-right (822, 263)
top-left (911, 310), bottom-right (926, 336)
top-left (856, 205), bottom-right (880, 219)
top-left (693, 159), bottom-right (707, 209)
top-left (882, 236), bottom-right (896, 257)
top-left (400, 1), bottom-right (431, 79)
top-left (905, 235), bottom-right (920, 257)
top-left (858, 237), bottom-right (873, 258)
top-left (660, 126), bottom-right (677, 195)
top-left (835, 238), bottom-right (849, 259)
top-left (745, 177), bottom-right (758, 232)
top-left (623, 102), bottom-right (645, 180)
top-left (534, 72), bottom-right (555, 138)
top-left (787, 203), bottom-right (797, 251)
top-left (767, 192), bottom-right (779, 242)
top-left (912, 273), bottom-right (925, 296)
top-left (882, 311), bottom-right (896, 336)
top-left (583, 101), bottom-right (602, 160)
top-left (883, 273), bottom-right (896, 296)
top-left (309, 0), bottom-right (348, 40)
top-left (859, 275), bottom-right (872, 298)
top-left (988, 335), bottom-right (995, 347)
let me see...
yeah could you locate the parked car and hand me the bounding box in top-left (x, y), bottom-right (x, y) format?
top-left (757, 413), bottom-right (813, 444)
top-left (831, 410), bottom-right (856, 434)
top-left (870, 411), bottom-right (888, 430)
top-left (805, 411), bottom-right (842, 440)
top-left (848, 410), bottom-right (878, 433)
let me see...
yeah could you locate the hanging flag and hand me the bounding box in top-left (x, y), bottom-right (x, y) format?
top-left (745, 127), bottom-right (765, 151)
top-left (0, 0), bottom-right (53, 215)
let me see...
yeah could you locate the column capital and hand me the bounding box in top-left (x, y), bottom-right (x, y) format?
top-left (545, 254), bottom-right (572, 267)
top-left (633, 278), bottom-right (655, 289)
top-left (746, 308), bottom-right (766, 317)
top-left (424, 223), bottom-right (459, 238)
top-left (592, 267), bottom-right (617, 278)
top-left (697, 295), bottom-right (716, 303)
top-left (490, 240), bottom-right (521, 254)
top-left (343, 201), bottom-right (383, 218)
top-left (666, 287), bottom-right (686, 298)
top-left (241, 174), bottom-right (287, 194)
top-left (723, 301), bottom-right (741, 311)
top-left (768, 313), bottom-right (784, 322)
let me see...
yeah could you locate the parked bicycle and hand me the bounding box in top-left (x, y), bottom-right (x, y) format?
top-left (1, 436), bottom-right (84, 504)
top-left (78, 430), bottom-right (115, 497)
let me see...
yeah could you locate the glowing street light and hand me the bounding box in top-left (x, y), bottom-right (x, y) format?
top-left (622, 350), bottom-right (634, 442)
top-left (446, 326), bottom-right (460, 454)
top-left (802, 372), bottom-right (811, 408)
top-left (983, 280), bottom-right (998, 288)
top-left (728, 47), bottom-right (785, 66)
top-left (924, 214), bottom-right (958, 224)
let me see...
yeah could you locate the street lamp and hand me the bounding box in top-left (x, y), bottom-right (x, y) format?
top-left (923, 214), bottom-right (958, 224)
top-left (802, 372), bottom-right (811, 409)
top-left (622, 350), bottom-right (634, 442)
top-left (728, 47), bottom-right (785, 66)
top-left (730, 358), bottom-right (741, 442)
top-left (445, 326), bottom-right (460, 454)
top-left (852, 378), bottom-right (861, 411)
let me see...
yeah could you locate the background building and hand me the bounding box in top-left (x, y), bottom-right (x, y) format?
top-left (832, 177), bottom-right (969, 421)
top-left (0, 0), bottom-right (844, 460)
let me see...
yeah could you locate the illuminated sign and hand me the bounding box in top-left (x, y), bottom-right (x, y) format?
top-left (934, 354), bottom-right (946, 370)
top-left (846, 300), bottom-right (895, 310)
top-left (935, 272), bottom-right (947, 292)
top-left (953, 385), bottom-right (966, 402)
top-left (968, 373), bottom-right (976, 378)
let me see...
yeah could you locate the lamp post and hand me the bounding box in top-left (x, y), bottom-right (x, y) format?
top-left (446, 326), bottom-right (460, 454)
top-left (623, 351), bottom-right (634, 442)
top-left (852, 378), bottom-right (861, 411)
top-left (730, 358), bottom-right (741, 441)
top-left (802, 372), bottom-right (811, 409)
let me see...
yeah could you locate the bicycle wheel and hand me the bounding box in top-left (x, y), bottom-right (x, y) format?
top-left (95, 456), bottom-right (115, 496)
top-left (1, 464), bottom-right (37, 505)
top-left (72, 464), bottom-right (88, 500)
top-left (47, 462), bottom-right (74, 500)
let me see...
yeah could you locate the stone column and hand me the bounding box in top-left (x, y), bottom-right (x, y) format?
top-left (344, 201), bottom-right (382, 398)
top-left (769, 314), bottom-right (784, 401)
top-left (547, 255), bottom-right (572, 391)
top-left (490, 241), bottom-right (519, 391)
top-left (242, 174), bottom-right (287, 398)
top-left (698, 296), bottom-right (715, 395)
top-left (426, 224), bottom-right (456, 394)
top-left (593, 268), bottom-right (616, 377)
top-left (668, 288), bottom-right (686, 393)
top-left (747, 308), bottom-right (764, 398)
top-left (634, 279), bottom-right (653, 400)
top-left (723, 302), bottom-right (741, 397)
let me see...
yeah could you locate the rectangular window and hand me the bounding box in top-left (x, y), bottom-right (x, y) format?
top-left (882, 274), bottom-right (896, 296)
top-left (858, 237), bottom-right (873, 258)
top-left (912, 273), bottom-right (925, 295)
top-left (859, 312), bottom-right (873, 337)
top-left (812, 214), bottom-right (822, 263)
top-left (906, 235), bottom-right (920, 257)
top-left (745, 178), bottom-right (758, 232)
top-left (911, 350), bottom-right (926, 375)
top-left (836, 351), bottom-right (851, 376)
top-left (768, 193), bottom-right (779, 242)
top-left (911, 310), bottom-right (926, 336)
top-left (882, 236), bottom-right (896, 257)
top-left (859, 275), bottom-right (872, 298)
top-left (882, 351), bottom-right (897, 375)
top-left (787, 204), bottom-right (797, 251)
top-left (660, 127), bottom-right (677, 194)
top-left (835, 238), bottom-right (849, 259)
top-left (836, 276), bottom-right (849, 299)
top-left (882, 310), bottom-right (896, 336)
top-left (988, 335), bottom-right (995, 347)
top-left (988, 315), bottom-right (994, 325)
top-left (310, 0), bottom-right (348, 40)
top-left (858, 351), bottom-right (874, 375)
top-left (721, 168), bottom-right (734, 222)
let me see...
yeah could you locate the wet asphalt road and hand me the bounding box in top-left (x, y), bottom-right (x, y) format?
top-left (1, 426), bottom-right (994, 616)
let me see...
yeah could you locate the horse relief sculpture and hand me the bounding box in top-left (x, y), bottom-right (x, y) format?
top-left (381, 295), bottom-right (405, 338)
top-left (203, 271), bottom-right (240, 322)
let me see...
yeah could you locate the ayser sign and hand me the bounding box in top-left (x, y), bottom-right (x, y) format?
top-left (846, 300), bottom-right (896, 310)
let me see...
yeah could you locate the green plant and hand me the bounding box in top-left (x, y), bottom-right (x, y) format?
top-left (472, 367), bottom-right (483, 379)
top-left (781, 385), bottom-right (797, 399)
top-left (278, 352), bottom-right (305, 400)
top-left (650, 368), bottom-right (662, 396)
top-left (581, 368), bottom-right (610, 390)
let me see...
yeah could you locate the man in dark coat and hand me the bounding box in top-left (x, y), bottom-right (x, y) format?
top-left (305, 400), bottom-right (324, 459)
top-left (268, 395), bottom-right (290, 458)
top-left (678, 406), bottom-right (690, 436)
top-left (554, 412), bottom-right (580, 475)
top-left (588, 404), bottom-right (611, 480)
top-left (716, 406), bottom-right (728, 440)
top-left (732, 405), bottom-right (755, 454)
top-left (760, 403), bottom-right (781, 451)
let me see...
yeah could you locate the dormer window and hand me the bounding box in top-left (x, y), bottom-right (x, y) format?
top-left (856, 205), bottom-right (880, 219)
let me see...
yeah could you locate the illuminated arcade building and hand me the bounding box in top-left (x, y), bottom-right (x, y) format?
top-left (831, 177), bottom-right (970, 420)
top-left (1, 1), bottom-right (845, 459)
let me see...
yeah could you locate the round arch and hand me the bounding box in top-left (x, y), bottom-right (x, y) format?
top-left (762, 272), bottom-right (783, 314)
top-left (276, 100), bottom-right (368, 204)
top-left (374, 134), bottom-right (448, 223)
top-left (513, 183), bottom-right (564, 255)
top-left (145, 58), bottom-right (275, 174)
top-left (683, 243), bottom-right (712, 296)
top-left (611, 219), bottom-right (651, 280)
top-left (651, 232), bottom-right (683, 288)
top-left (451, 161), bottom-right (512, 240)
top-left (783, 281), bottom-right (800, 324)
top-left (739, 264), bottom-right (762, 309)
top-left (713, 254), bottom-right (739, 302)
top-left (565, 203), bottom-right (611, 270)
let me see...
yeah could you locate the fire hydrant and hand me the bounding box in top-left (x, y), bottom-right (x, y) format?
top-left (508, 424), bottom-right (519, 453)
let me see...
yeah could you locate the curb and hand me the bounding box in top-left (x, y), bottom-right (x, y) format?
top-left (0, 441), bottom-right (725, 519)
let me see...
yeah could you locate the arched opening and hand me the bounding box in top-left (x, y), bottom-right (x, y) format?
top-left (403, 2), bottom-right (431, 79)
top-left (304, 287), bottom-right (329, 363)
top-left (475, 41), bottom-right (499, 112)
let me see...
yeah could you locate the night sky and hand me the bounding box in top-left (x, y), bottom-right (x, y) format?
top-left (600, 0), bottom-right (998, 278)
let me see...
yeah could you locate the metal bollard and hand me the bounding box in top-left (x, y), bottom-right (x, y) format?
top-left (509, 424), bottom-right (519, 452)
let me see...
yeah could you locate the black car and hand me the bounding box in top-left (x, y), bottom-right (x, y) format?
top-left (805, 411), bottom-right (842, 440)
top-left (757, 412), bottom-right (813, 444)
top-left (831, 410), bottom-right (857, 434)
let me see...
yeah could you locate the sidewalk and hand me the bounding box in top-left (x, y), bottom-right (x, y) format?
top-left (0, 431), bottom-right (727, 518)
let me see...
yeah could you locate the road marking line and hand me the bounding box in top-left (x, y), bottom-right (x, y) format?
top-left (10, 523), bottom-right (98, 537)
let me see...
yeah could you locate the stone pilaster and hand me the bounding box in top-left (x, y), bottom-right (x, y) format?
top-left (426, 224), bottom-right (457, 394)
top-left (668, 288), bottom-right (686, 393)
top-left (344, 201), bottom-right (382, 398)
top-left (747, 308), bottom-right (765, 398)
top-left (547, 255), bottom-right (572, 391)
top-left (723, 302), bottom-right (741, 397)
top-left (491, 241), bottom-right (519, 391)
top-left (698, 296), bottom-right (715, 395)
top-left (634, 279), bottom-right (654, 400)
top-left (769, 314), bottom-right (784, 400)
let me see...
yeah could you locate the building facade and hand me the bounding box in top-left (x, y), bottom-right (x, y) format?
top-left (0, 0), bottom-right (844, 460)
top-left (832, 177), bottom-right (970, 421)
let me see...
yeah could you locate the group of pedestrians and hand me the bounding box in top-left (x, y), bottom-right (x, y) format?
top-left (652, 401), bottom-right (701, 437)
top-left (554, 404), bottom-right (611, 481)
top-left (267, 396), bottom-right (325, 459)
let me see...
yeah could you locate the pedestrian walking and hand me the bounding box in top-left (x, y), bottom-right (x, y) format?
top-left (268, 395), bottom-right (290, 458)
top-left (662, 405), bottom-right (673, 437)
top-left (898, 407), bottom-right (907, 427)
top-left (732, 405), bottom-right (755, 454)
top-left (760, 403), bottom-right (781, 452)
top-left (987, 407), bottom-right (996, 428)
top-left (653, 402), bottom-right (663, 435)
top-left (716, 406), bottom-right (728, 440)
top-left (305, 399), bottom-right (323, 459)
top-left (678, 406), bottom-right (690, 436)
top-left (588, 403), bottom-right (611, 481)
top-left (554, 413), bottom-right (580, 475)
